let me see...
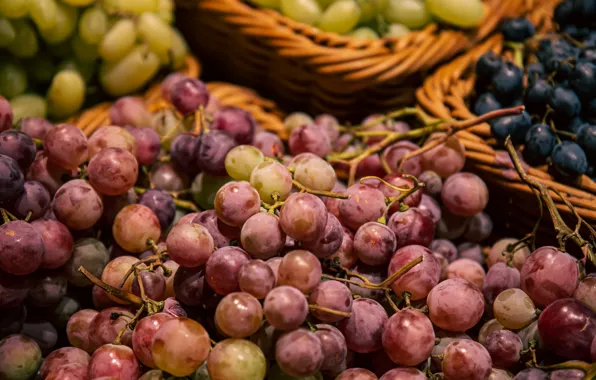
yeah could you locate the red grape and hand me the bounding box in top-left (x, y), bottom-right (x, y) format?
top-left (549, 370), bottom-right (585, 380)
top-left (278, 250), bottom-right (322, 294)
top-left (52, 179), bottom-right (104, 230)
top-left (458, 242), bottom-right (484, 264)
top-left (483, 263), bottom-right (521, 306)
top-left (0, 96), bottom-right (13, 131)
top-left (253, 131), bottom-right (285, 158)
top-left (338, 298), bottom-right (387, 353)
top-left (40, 347), bottom-right (90, 379)
top-left (170, 78), bottom-right (210, 115)
top-left (464, 212), bottom-right (493, 242)
top-left (214, 181), bottom-right (260, 227)
top-left (193, 209), bottom-right (240, 249)
top-left (382, 140), bottom-right (423, 176)
top-left (161, 73), bottom-right (188, 102)
top-left (380, 368), bottom-right (426, 380)
top-left (88, 147), bottom-right (139, 196)
top-left (166, 222), bottom-right (214, 267)
top-left (12, 181), bottom-right (50, 221)
top-left (238, 260), bottom-right (276, 299)
top-left (132, 313), bottom-right (173, 368)
top-left (353, 222), bottom-right (396, 266)
top-left (0, 220), bottom-right (44, 275)
top-left (113, 205), bottom-right (161, 253)
top-left (348, 262), bottom-right (386, 300)
top-left (26, 152), bottom-right (70, 196)
top-left (275, 328), bottom-right (324, 377)
top-left (279, 192), bottom-right (328, 242)
top-left (139, 190), bottom-right (175, 230)
top-left (388, 245), bottom-right (440, 300)
top-left (336, 368), bottom-right (378, 380)
top-left (419, 193), bottom-right (441, 225)
top-left (441, 172), bottom-right (489, 217)
top-left (205, 246), bottom-right (251, 295)
top-left (88, 125), bottom-right (137, 158)
top-left (382, 309), bottom-right (435, 366)
top-left (442, 340), bottom-right (492, 380)
top-left (0, 130), bottom-right (36, 171)
top-left (212, 106), bottom-right (256, 145)
top-left (88, 307), bottom-right (134, 351)
top-left (330, 227), bottom-right (357, 269)
top-left (310, 280), bottom-right (353, 322)
top-left (67, 309), bottom-right (98, 353)
top-left (427, 278), bottom-right (485, 332)
top-left (387, 208), bottom-right (435, 249)
top-left (303, 213), bottom-right (344, 258)
top-left (88, 344), bottom-right (140, 380)
top-left (574, 273), bottom-right (596, 312)
top-left (421, 134), bottom-right (466, 178)
top-left (131, 271), bottom-right (166, 300)
top-left (431, 333), bottom-right (471, 370)
top-left (514, 368), bottom-right (548, 380)
top-left (484, 329), bottom-right (522, 369)
top-left (264, 285), bottom-right (308, 330)
top-left (19, 117), bottom-right (53, 140)
top-left (173, 265), bottom-right (208, 306)
top-left (43, 123), bottom-right (88, 170)
top-left (339, 184), bottom-right (386, 231)
top-left (151, 163), bottom-right (188, 192)
top-left (419, 170), bottom-right (442, 197)
top-left (314, 324), bottom-right (347, 371)
top-left (125, 127), bottom-right (160, 166)
top-left (45, 362), bottom-right (88, 380)
top-left (447, 258), bottom-right (486, 289)
top-left (101, 256), bottom-right (139, 304)
top-left (289, 123), bottom-right (331, 158)
top-left (109, 96), bottom-right (152, 127)
top-left (241, 212), bottom-right (286, 259)
top-left (64, 238), bottom-right (109, 287)
top-left (215, 292), bottom-right (263, 338)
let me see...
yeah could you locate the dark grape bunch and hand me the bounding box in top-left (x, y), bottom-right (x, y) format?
top-left (474, 1), bottom-right (596, 182)
top-left (0, 69), bottom-right (593, 380)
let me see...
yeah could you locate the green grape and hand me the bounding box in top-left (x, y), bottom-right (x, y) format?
top-left (60, 0), bottom-right (95, 6)
top-left (0, 0), bottom-right (28, 18)
top-left (102, 0), bottom-right (159, 14)
top-left (71, 34), bottom-right (100, 62)
top-left (156, 0), bottom-right (174, 23)
top-left (170, 28), bottom-right (188, 69)
top-left (99, 45), bottom-right (160, 96)
top-left (385, 22), bottom-right (410, 37)
top-left (384, 0), bottom-right (431, 29)
top-left (0, 16), bottom-right (15, 47)
top-left (136, 12), bottom-right (172, 55)
top-left (315, 0), bottom-right (335, 8)
top-left (426, 0), bottom-right (484, 28)
top-left (0, 63), bottom-right (27, 99)
top-left (79, 6), bottom-right (108, 44)
top-left (358, 0), bottom-right (388, 23)
top-left (57, 59), bottom-right (96, 83)
top-left (99, 19), bottom-right (136, 61)
top-left (280, 0), bottom-right (322, 26)
top-left (349, 26), bottom-right (379, 39)
top-left (10, 95), bottom-right (47, 120)
top-left (225, 145), bottom-right (265, 181)
top-left (26, 55), bottom-right (56, 84)
top-left (7, 20), bottom-right (38, 58)
top-left (47, 70), bottom-right (86, 119)
top-left (250, 0), bottom-right (281, 8)
top-left (317, 0), bottom-right (360, 33)
top-left (29, 0), bottom-right (58, 31)
top-left (39, 2), bottom-right (78, 44)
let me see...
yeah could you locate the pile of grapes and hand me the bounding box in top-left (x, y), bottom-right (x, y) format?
top-left (249, 0), bottom-right (485, 40)
top-left (474, 0), bottom-right (596, 181)
top-left (0, 71), bottom-right (594, 380)
top-left (0, 0), bottom-right (187, 122)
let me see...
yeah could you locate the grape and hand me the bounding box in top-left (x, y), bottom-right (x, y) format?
top-left (27, 272), bottom-right (66, 307)
top-left (483, 263), bottom-right (521, 306)
top-left (0, 221), bottom-right (43, 275)
top-left (92, 285), bottom-right (120, 309)
top-left (380, 368), bottom-right (426, 380)
top-left (238, 260), bottom-right (276, 299)
top-left (88, 148), bottom-right (139, 196)
top-left (478, 319), bottom-right (504, 345)
top-left (276, 328), bottom-right (324, 377)
top-left (166, 223), bottom-right (214, 267)
top-left (44, 123), bottom-right (88, 170)
top-left (45, 363), bottom-right (88, 380)
top-left (131, 313), bottom-right (173, 368)
top-left (430, 239), bottom-right (458, 262)
top-left (434, 252), bottom-right (449, 280)
top-left (550, 370), bottom-right (586, 380)
top-left (336, 368), bottom-right (377, 380)
top-left (66, 309), bottom-right (97, 353)
top-left (0, 63), bottom-right (27, 99)
top-left (40, 347), bottom-right (90, 379)
top-left (339, 184), bottom-right (386, 230)
top-left (331, 227), bottom-right (357, 268)
top-left (250, 161), bottom-right (293, 203)
top-left (154, 163), bottom-right (189, 192)
top-left (216, 292), bottom-right (263, 338)
top-left (318, 0), bottom-right (360, 33)
top-left (289, 123), bottom-right (331, 158)
top-left (488, 238), bottom-right (530, 271)
top-left (312, 324), bottom-right (346, 372)
top-left (98, 19), bottom-right (136, 62)
top-left (173, 265), bottom-right (210, 306)
top-left (484, 330), bottom-right (522, 369)
top-left (46, 70), bottom-right (86, 119)
top-left (88, 125), bottom-right (138, 158)
top-left (64, 238), bottom-right (109, 287)
top-left (99, 44), bottom-right (160, 96)
top-left (431, 333), bottom-right (471, 370)
top-left (419, 170), bottom-right (442, 197)
top-left (113, 205), bottom-right (161, 253)
top-left (388, 245), bottom-right (440, 300)
top-left (0, 270), bottom-right (30, 309)
top-left (89, 344), bottom-right (141, 380)
top-left (266, 257), bottom-right (283, 283)
top-left (348, 262), bottom-right (385, 300)
top-left (125, 127), bottom-right (160, 166)
top-left (193, 209), bottom-right (239, 249)
top-left (0, 97), bottom-right (12, 132)
top-left (0, 155), bottom-right (24, 207)
top-left (101, 256), bottom-right (140, 304)
top-left (441, 172), bottom-right (489, 217)
top-left (442, 340), bottom-right (492, 380)
top-left (379, 173), bottom-right (422, 210)
top-left (302, 212), bottom-right (344, 258)
top-left (279, 193), bottom-right (328, 242)
top-left (12, 181), bottom-right (50, 221)
top-left (280, 0), bottom-right (322, 24)
top-left (458, 242), bottom-right (484, 264)
top-left (138, 190), bottom-right (175, 230)
top-left (224, 145), bottom-right (264, 181)
top-left (538, 298), bottom-right (596, 361)
top-left (427, 278), bottom-right (485, 331)
top-left (310, 280), bottom-right (352, 322)
top-left (7, 20), bottom-right (37, 58)
top-left (52, 179), bottom-right (103, 230)
top-left (26, 152), bottom-right (69, 196)
top-left (0, 335), bottom-right (42, 380)
top-left (0, 305), bottom-right (25, 338)
top-left (384, 0), bottom-right (431, 29)
top-left (170, 134), bottom-right (199, 175)
top-left (78, 6), bottom-right (108, 45)
top-left (207, 339), bottom-right (266, 380)
top-left (254, 131), bottom-right (285, 158)
top-left (152, 318), bottom-right (210, 377)
top-left (206, 246), bottom-right (251, 295)
top-left (447, 258), bottom-right (485, 289)
top-left (21, 319), bottom-right (57, 355)
top-left (264, 285), bottom-right (308, 330)
top-left (420, 134), bottom-right (466, 178)
top-left (426, 0), bottom-right (484, 28)
top-left (195, 130), bottom-right (237, 176)
top-left (211, 107), bottom-right (256, 144)
top-left (0, 130), bottom-right (35, 171)
top-left (517, 320), bottom-right (541, 350)
top-left (241, 213), bottom-right (286, 259)
top-left (88, 306), bottom-right (134, 351)
top-left (132, 271), bottom-right (166, 300)
top-left (214, 181), bottom-right (261, 227)
top-left (349, 27), bottom-right (379, 39)
top-left (278, 250), bottom-right (322, 294)
top-left (493, 288), bottom-right (537, 329)
top-left (0, 0), bottom-right (28, 18)
top-left (101, 189), bottom-right (137, 226)
top-left (382, 141), bottom-right (423, 176)
top-left (352, 222), bottom-right (395, 266)
top-left (390, 208), bottom-right (436, 250)
top-left (464, 212), bottom-right (493, 242)
top-left (171, 78), bottom-right (210, 115)
top-left (574, 273), bottom-right (596, 312)
top-left (137, 12), bottom-right (172, 55)
top-left (514, 369), bottom-right (548, 380)
top-left (294, 156), bottom-right (336, 192)
top-left (338, 298), bottom-right (387, 353)
top-left (381, 309), bottom-right (434, 366)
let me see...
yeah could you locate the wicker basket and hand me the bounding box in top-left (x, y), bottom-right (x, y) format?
top-left (416, 0), bottom-right (596, 229)
top-left (175, 0), bottom-right (539, 121)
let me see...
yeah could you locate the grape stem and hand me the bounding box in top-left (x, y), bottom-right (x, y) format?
top-left (385, 289), bottom-right (400, 312)
top-left (504, 137), bottom-right (596, 266)
top-left (78, 266), bottom-right (143, 307)
top-left (292, 180), bottom-right (348, 199)
top-left (308, 304), bottom-right (351, 318)
top-left (113, 304), bottom-right (145, 346)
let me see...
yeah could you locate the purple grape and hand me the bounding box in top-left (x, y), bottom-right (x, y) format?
top-left (353, 222), bottom-right (396, 266)
top-left (484, 329), bottom-right (522, 369)
top-left (302, 212), bottom-right (344, 258)
top-left (387, 208), bottom-right (435, 249)
top-left (0, 305), bottom-right (26, 338)
top-left (538, 298), bottom-right (596, 361)
top-left (241, 212), bottom-right (285, 259)
top-left (378, 173), bottom-right (422, 210)
top-left (101, 189), bottom-right (138, 226)
top-left (253, 131), bottom-right (284, 158)
top-left (214, 181), bottom-right (260, 227)
top-left (574, 273), bottom-right (596, 312)
top-left (437, 208), bottom-right (470, 240)
top-left (0, 271), bottom-right (30, 308)
top-left (109, 96), bottom-right (152, 127)
top-left (26, 152), bottom-right (70, 196)
top-left (464, 212), bottom-right (493, 242)
top-left (382, 309), bottom-right (435, 366)
top-left (0, 96), bottom-right (13, 131)
top-left (430, 239), bottom-right (458, 262)
top-left (348, 262), bottom-right (386, 300)
top-left (27, 272), bottom-right (67, 307)
top-left (279, 192), bottom-right (328, 242)
top-left (431, 333), bottom-right (471, 370)
top-left (309, 280), bottom-right (352, 322)
top-left (0, 154), bottom-right (24, 206)
top-left (52, 179), bottom-right (104, 230)
top-left (139, 190), bottom-right (176, 230)
top-left (264, 285), bottom-right (308, 330)
top-left (18, 117), bottom-right (53, 140)
top-left (276, 328), bottom-right (324, 377)
top-left (458, 242), bottom-right (484, 264)
top-left (132, 270), bottom-right (166, 301)
top-left (380, 368), bottom-right (426, 380)
top-left (339, 184), bottom-right (387, 231)
top-left (514, 368), bottom-right (548, 380)
top-left (88, 147), bottom-right (139, 196)
top-left (388, 245), bottom-right (440, 300)
top-left (418, 193), bottom-right (441, 225)
top-left (382, 140), bottom-right (423, 176)
top-left (421, 134), bottom-right (466, 178)
top-left (0, 221), bottom-right (44, 275)
top-left (427, 278), bottom-right (485, 332)
top-left (194, 130), bottom-right (237, 176)
top-left (124, 127), bottom-right (160, 166)
top-left (0, 130), bottom-right (36, 171)
top-left (419, 170), bottom-right (443, 197)
top-left (314, 324), bottom-right (347, 371)
top-left (151, 163), bottom-right (188, 192)
top-left (355, 154), bottom-right (386, 179)
top-left (442, 340), bottom-right (492, 380)
top-left (205, 246), bottom-right (251, 295)
top-left (549, 370), bottom-right (586, 380)
top-left (161, 73), bottom-right (188, 102)
top-left (43, 123), bottom-right (88, 170)
top-left (193, 209), bottom-right (239, 249)
top-left (441, 172), bottom-right (489, 217)
top-left (338, 298), bottom-right (388, 353)
top-left (483, 263), bottom-right (521, 306)
top-left (288, 123), bottom-right (331, 158)
top-left (331, 227), bottom-right (357, 269)
top-left (315, 114), bottom-right (340, 142)
top-left (173, 265), bottom-right (209, 306)
top-left (170, 78), bottom-right (210, 115)
top-left (238, 260), bottom-right (276, 299)
top-left (12, 181), bottom-right (50, 221)
top-left (212, 106), bottom-right (256, 144)
top-left (170, 133), bottom-right (199, 175)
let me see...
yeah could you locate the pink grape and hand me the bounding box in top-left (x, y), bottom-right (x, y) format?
top-left (277, 250), bottom-right (322, 294)
top-left (431, 333), bottom-right (471, 370)
top-left (207, 339), bottom-right (267, 380)
top-left (348, 262), bottom-right (386, 300)
top-left (253, 131), bottom-right (285, 158)
top-left (161, 73), bottom-right (187, 102)
top-left (113, 205), bottom-right (161, 253)
top-left (380, 368), bottom-right (426, 380)
top-left (289, 123), bottom-right (331, 157)
top-left (275, 328), bottom-right (324, 377)
top-left (205, 246), bottom-right (251, 295)
top-left (212, 106), bottom-right (256, 144)
top-left (488, 238), bottom-right (531, 271)
top-left (40, 347), bottom-right (90, 378)
top-left (279, 192), bottom-right (328, 242)
top-left (19, 117), bottom-right (52, 140)
top-left (382, 309), bottom-right (435, 366)
top-left (92, 285), bottom-right (120, 310)
top-left (323, 181), bottom-right (346, 220)
top-left (176, 212), bottom-right (200, 226)
top-left (88, 147), bottom-right (139, 196)
top-left (193, 209), bottom-right (240, 249)
top-left (550, 370), bottom-right (585, 380)
top-left (266, 257), bottom-right (283, 283)
top-left (132, 313), bottom-right (173, 368)
top-left (125, 127), bottom-right (160, 165)
top-left (355, 154), bottom-right (386, 179)
top-left (45, 363), bottom-right (88, 380)
top-left (430, 239), bottom-right (458, 262)
top-left (436, 208), bottom-right (470, 240)
top-left (483, 263), bottom-right (521, 306)
top-left (27, 272), bottom-right (67, 307)
top-left (0, 221), bottom-right (44, 275)
top-left (387, 208), bottom-right (435, 249)
top-left (131, 271), bottom-right (166, 300)
top-left (442, 340), bottom-right (492, 380)
top-left (388, 245), bottom-right (440, 300)
top-left (100, 189), bottom-right (138, 226)
top-left (441, 172), bottom-right (489, 217)
top-left (151, 318), bottom-right (210, 377)
top-left (419, 170), bottom-right (443, 196)
top-left (514, 369), bottom-right (548, 380)
top-left (336, 368), bottom-right (378, 380)
top-left (447, 258), bottom-right (486, 289)
top-left (309, 280), bottom-right (353, 322)
top-left (315, 114), bottom-right (340, 141)
top-left (427, 278), bottom-right (485, 332)
top-left (26, 151), bottom-right (70, 196)
top-left (330, 227), bottom-right (357, 269)
top-left (314, 324), bottom-right (347, 371)
top-left (88, 307), bottom-right (134, 351)
top-left (151, 163), bottom-right (188, 192)
top-left (263, 285), bottom-right (308, 330)
top-left (88, 125), bottom-right (137, 158)
top-left (339, 184), bottom-right (387, 231)
top-left (238, 260), bottom-right (276, 299)
top-left (418, 194), bottom-right (441, 225)
top-left (458, 242), bottom-right (484, 264)
top-left (434, 253), bottom-right (449, 280)
top-left (520, 246), bottom-right (579, 307)
top-left (378, 173), bottom-right (422, 209)
top-left (574, 273), bottom-right (596, 312)
top-left (171, 78), bottom-right (210, 115)
top-left (338, 298), bottom-right (388, 353)
top-left (0, 335), bottom-right (42, 380)
top-left (382, 140), bottom-right (423, 176)
top-left (101, 256), bottom-right (139, 303)
top-left (88, 344), bottom-right (140, 380)
top-left (464, 211), bottom-right (493, 242)
top-left (52, 179), bottom-right (103, 230)
top-left (109, 97), bottom-right (152, 127)
top-left (302, 213), bottom-right (344, 258)
top-left (166, 222), bottom-right (214, 267)
top-left (421, 133), bottom-right (466, 178)
top-left (214, 181), bottom-right (260, 227)
top-left (484, 329), bottom-right (522, 369)
top-left (66, 309), bottom-right (98, 353)
top-left (215, 292), bottom-right (263, 338)
top-left (43, 123), bottom-right (88, 170)
top-left (353, 222), bottom-right (396, 266)
top-left (241, 212), bottom-right (286, 259)
top-left (478, 319), bottom-right (504, 345)
top-left (516, 322), bottom-right (542, 351)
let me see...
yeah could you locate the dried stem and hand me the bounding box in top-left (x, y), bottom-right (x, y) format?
top-left (385, 289), bottom-right (400, 312)
top-left (309, 304), bottom-right (352, 318)
top-left (79, 266), bottom-right (142, 307)
top-left (292, 180), bottom-right (348, 199)
top-left (134, 187), bottom-right (199, 212)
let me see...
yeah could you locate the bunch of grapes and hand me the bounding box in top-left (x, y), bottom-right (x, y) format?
top-left (250, 0), bottom-right (485, 41)
top-left (474, 1), bottom-right (596, 182)
top-left (0, 0), bottom-right (187, 122)
top-left (0, 70), bottom-right (594, 380)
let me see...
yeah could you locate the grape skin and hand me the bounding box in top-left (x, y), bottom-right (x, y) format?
top-left (0, 130), bottom-right (36, 171)
top-left (279, 193), bottom-right (328, 242)
top-left (194, 130), bottom-right (237, 176)
top-left (132, 313), bottom-right (174, 368)
top-left (139, 190), bottom-right (175, 230)
top-left (166, 223), bottom-right (214, 268)
top-left (66, 309), bottom-right (97, 353)
top-left (125, 127), bottom-right (160, 166)
top-left (215, 181), bottom-right (261, 227)
top-left (310, 280), bottom-right (353, 322)
top-left (387, 208), bottom-right (435, 249)
top-left (212, 106), bottom-right (257, 145)
top-left (0, 335), bottom-right (42, 380)
top-left (336, 368), bottom-right (377, 380)
top-left (193, 209), bottom-right (239, 249)
top-left (250, 161), bottom-right (293, 203)
top-left (427, 278), bottom-right (485, 332)
top-left (354, 222), bottom-right (396, 266)
top-left (302, 212), bottom-right (344, 258)
top-left (493, 288), bottom-right (536, 330)
top-left (275, 328), bottom-right (324, 377)
top-left (88, 307), bottom-right (134, 351)
top-left (52, 179), bottom-right (104, 230)
top-left (338, 298), bottom-right (388, 353)
top-left (442, 340), bottom-right (492, 380)
top-left (241, 213), bottom-right (286, 260)
top-left (339, 184), bottom-right (387, 231)
top-left (447, 258), bottom-right (486, 289)
top-left (421, 134), bottom-right (466, 178)
top-left (388, 245), bottom-right (440, 300)
top-left (43, 123), bottom-right (88, 170)
top-left (26, 151), bottom-right (70, 196)
top-left (441, 172), bottom-right (489, 217)
top-left (484, 330), bottom-right (522, 369)
top-left (0, 220), bottom-right (44, 275)
top-left (87, 125), bottom-right (137, 158)
top-left (382, 309), bottom-right (435, 366)
top-left (12, 181), bottom-right (50, 221)
top-left (314, 324), bottom-right (347, 371)
top-left (112, 205), bottom-right (161, 253)
top-left (483, 263), bottom-right (521, 306)
top-left (277, 250), bottom-right (322, 294)
top-left (207, 339), bottom-right (267, 380)
top-left (264, 285), bottom-right (308, 330)
top-left (88, 344), bottom-right (140, 380)
top-left (205, 247), bottom-right (251, 295)
top-left (64, 238), bottom-right (109, 287)
top-left (0, 154), bottom-right (24, 205)
top-left (88, 147), bottom-right (139, 196)
top-left (330, 227), bottom-right (357, 269)
top-left (288, 123), bottom-right (331, 157)
top-left (215, 292), bottom-right (263, 338)
top-left (39, 347), bottom-right (90, 379)
top-left (380, 368), bottom-right (427, 380)
top-left (27, 272), bottom-right (67, 307)
top-left (574, 274), bottom-right (596, 312)
top-left (173, 265), bottom-right (208, 307)
top-left (238, 260), bottom-right (276, 299)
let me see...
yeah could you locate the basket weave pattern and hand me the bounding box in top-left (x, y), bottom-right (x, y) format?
top-left (175, 0), bottom-right (537, 119)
